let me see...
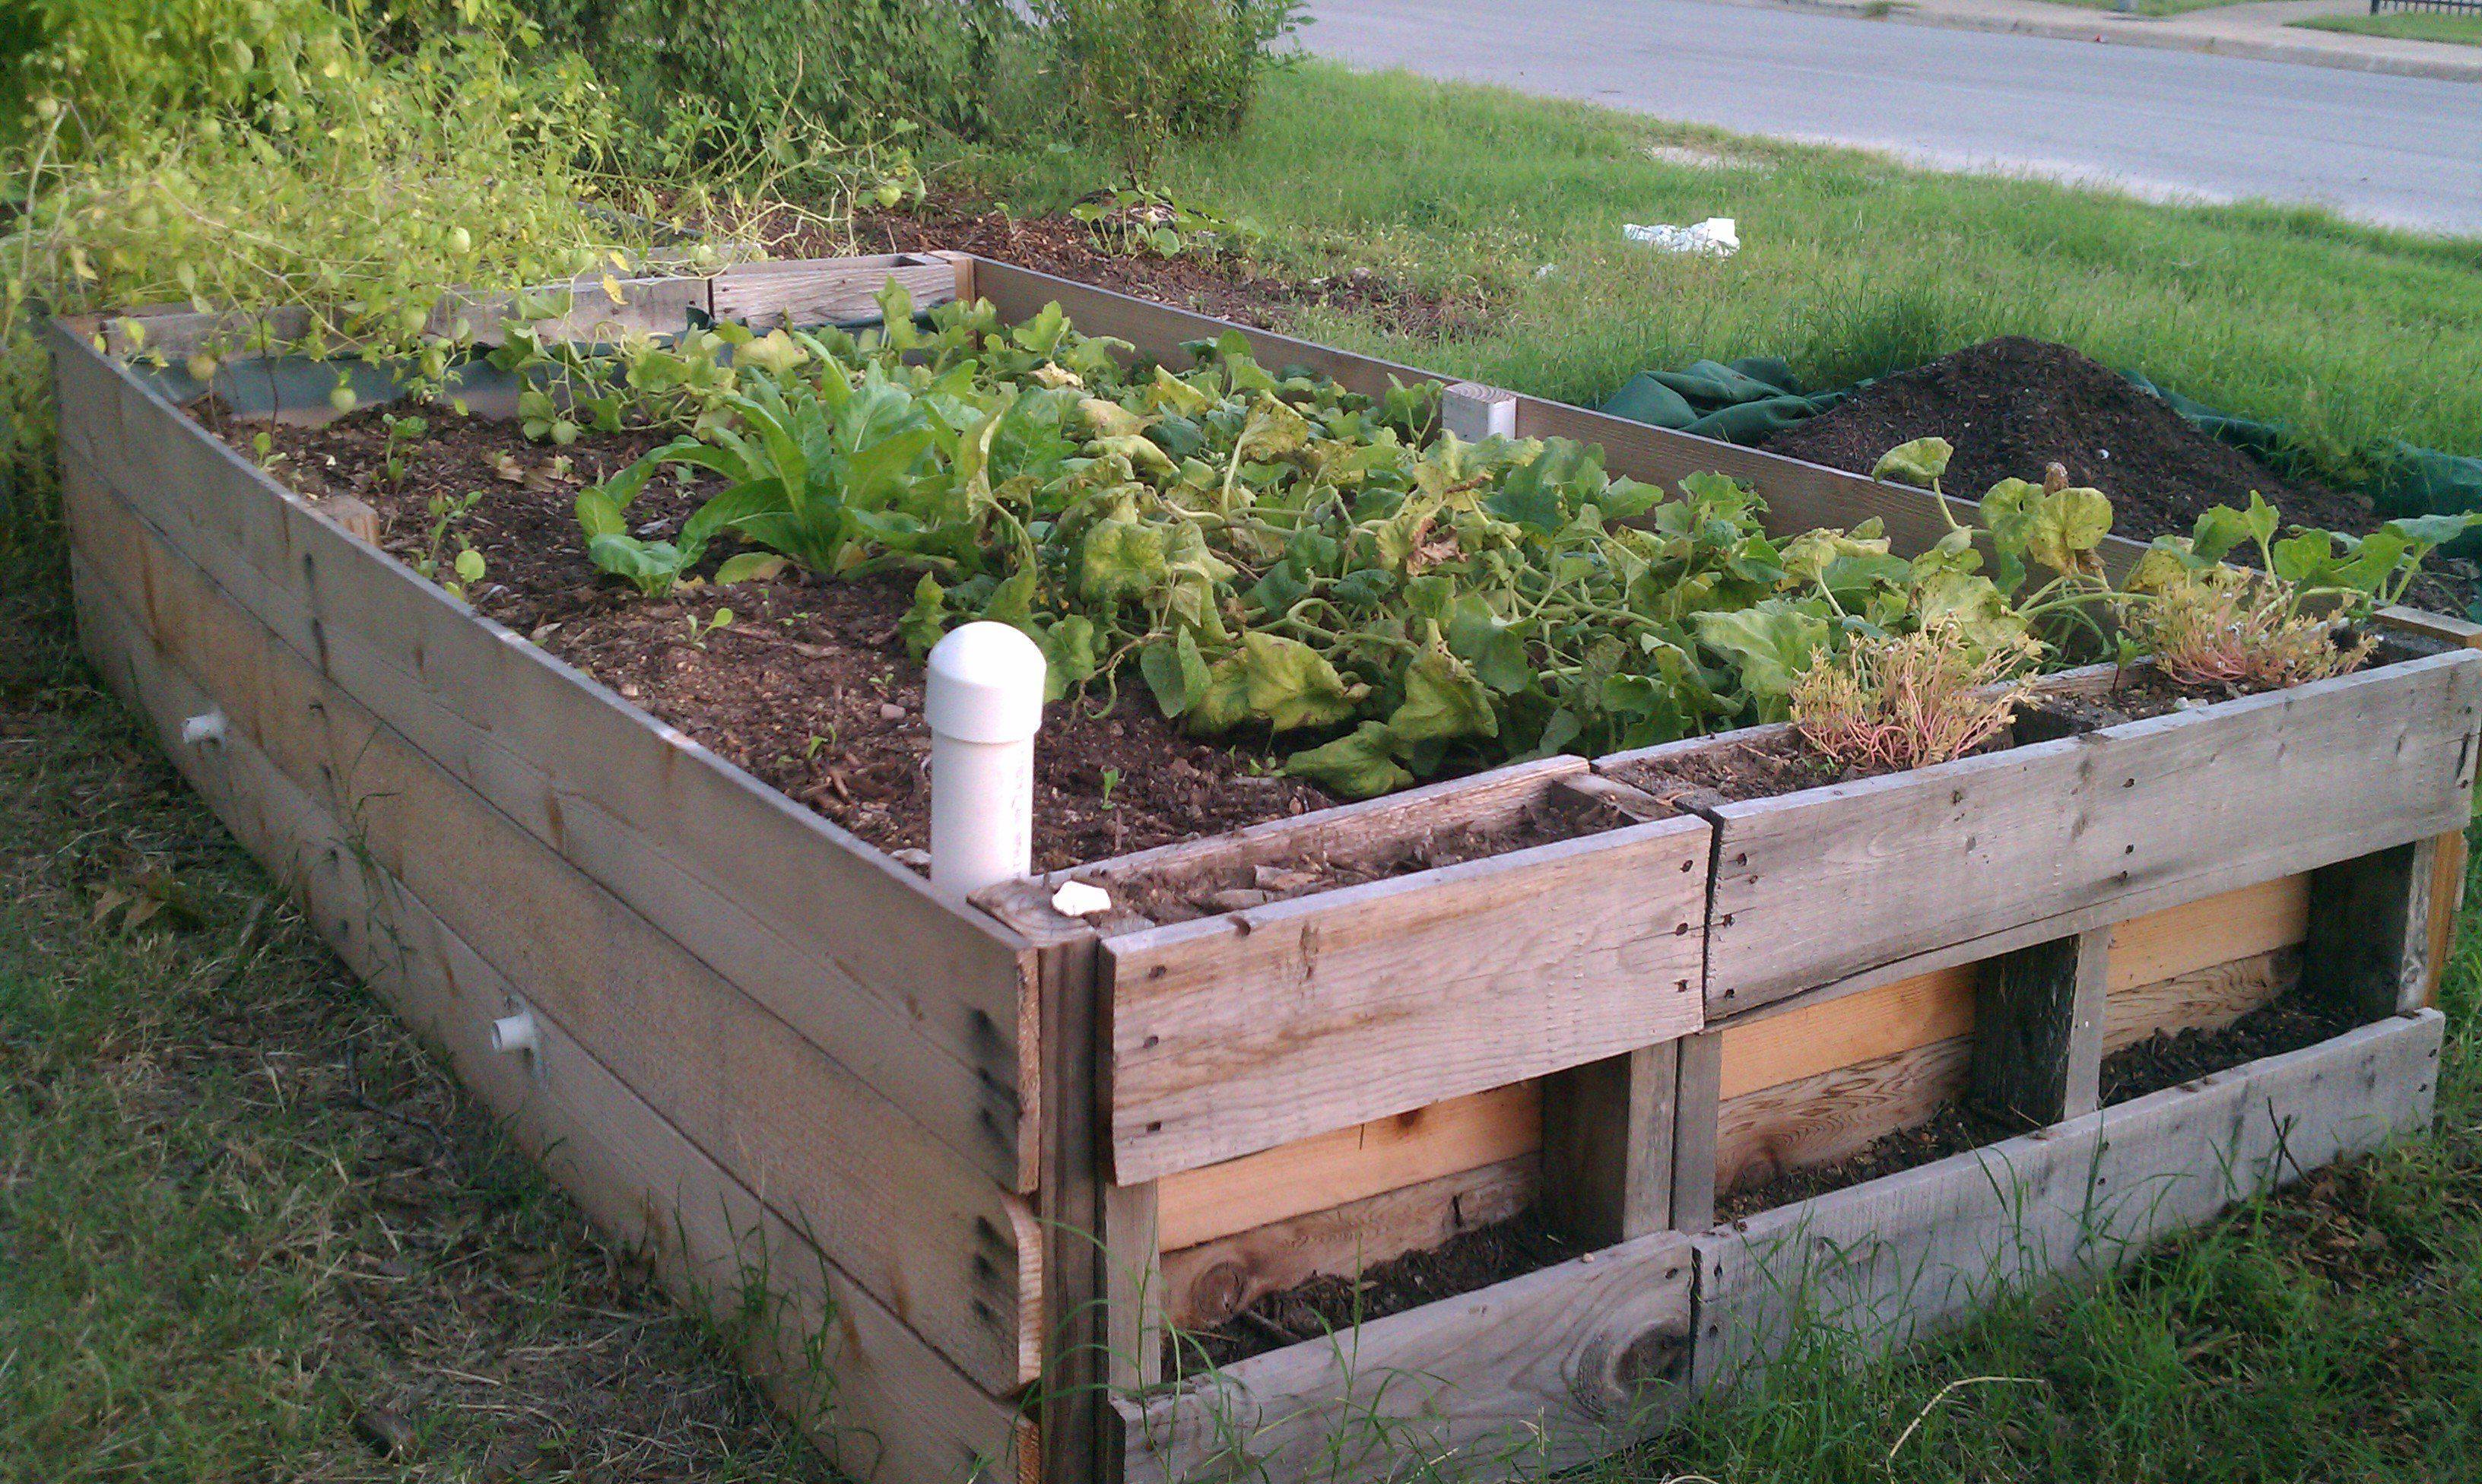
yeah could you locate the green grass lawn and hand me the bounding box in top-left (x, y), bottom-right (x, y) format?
top-left (0, 539), bottom-right (830, 1478)
top-left (969, 62), bottom-right (2482, 488)
top-left (2295, 8), bottom-right (2482, 45)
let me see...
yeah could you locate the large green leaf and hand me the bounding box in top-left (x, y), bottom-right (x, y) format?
top-left (1389, 649), bottom-right (1498, 743)
top-left (1284, 722), bottom-right (1412, 799)
top-left (1236, 633), bottom-right (1361, 732)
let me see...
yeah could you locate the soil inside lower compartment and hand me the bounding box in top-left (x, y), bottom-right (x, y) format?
top-left (1165, 1206), bottom-right (1582, 1373)
top-left (1714, 1100), bottom-right (2028, 1225)
top-left (2101, 992), bottom-right (2359, 1106)
top-left (1758, 336), bottom-right (2476, 615)
top-left (207, 403), bottom-right (1341, 871)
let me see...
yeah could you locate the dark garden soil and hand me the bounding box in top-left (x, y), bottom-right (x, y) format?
top-left (1168, 1207), bottom-right (1582, 1371)
top-left (1105, 785), bottom-right (1646, 924)
top-left (208, 404), bottom-right (1336, 873)
top-left (1716, 1100), bottom-right (2027, 1224)
top-left (776, 194), bottom-right (1487, 342)
top-left (1760, 336), bottom-right (2477, 614)
top-left (2101, 993), bottom-right (2358, 1107)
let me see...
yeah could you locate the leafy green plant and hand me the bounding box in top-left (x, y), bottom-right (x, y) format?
top-left (1070, 186), bottom-right (1256, 259)
top-left (1033, 0), bottom-right (1303, 171)
top-left (379, 414), bottom-right (429, 490)
top-left (1791, 627), bottom-right (2030, 773)
top-left (414, 491), bottom-right (488, 601)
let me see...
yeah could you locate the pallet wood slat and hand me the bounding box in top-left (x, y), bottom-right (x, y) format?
top-left (1117, 1231), bottom-right (1698, 1484)
top-left (1154, 1081), bottom-right (1542, 1252)
top-left (2305, 837), bottom-right (2440, 1021)
top-left (1694, 1010), bottom-right (2444, 1393)
top-left (69, 524), bottom-right (1032, 1394)
top-left (2105, 947), bottom-right (2298, 1053)
top-left (1970, 928), bottom-right (2109, 1127)
top-left (1714, 1036), bottom-right (1978, 1200)
top-left (1541, 1041), bottom-right (1679, 1245)
top-left (708, 254), bottom-right (959, 329)
top-left (71, 567), bottom-right (1020, 1479)
top-left (1103, 811), bottom-right (1709, 1183)
top-left (53, 325), bottom-right (1037, 1193)
top-left (2104, 874), bottom-right (2309, 992)
top-left (1157, 1156), bottom-right (1538, 1333)
top-left (1684, 655), bottom-right (2482, 1016)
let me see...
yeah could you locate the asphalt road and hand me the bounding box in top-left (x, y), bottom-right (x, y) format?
top-left (1302, 0), bottom-right (2482, 234)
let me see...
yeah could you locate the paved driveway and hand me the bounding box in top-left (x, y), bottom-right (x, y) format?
top-left (1303, 0), bottom-right (2482, 234)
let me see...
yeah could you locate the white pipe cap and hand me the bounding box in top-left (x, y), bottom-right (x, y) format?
top-left (925, 622), bottom-right (1047, 744)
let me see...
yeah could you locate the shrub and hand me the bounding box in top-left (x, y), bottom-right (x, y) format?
top-left (1033, 0), bottom-right (1303, 172)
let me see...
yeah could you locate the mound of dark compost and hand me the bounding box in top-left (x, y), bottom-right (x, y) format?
top-left (1763, 337), bottom-right (2474, 613)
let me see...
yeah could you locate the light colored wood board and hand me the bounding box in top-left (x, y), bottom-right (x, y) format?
top-left (1702, 652), bottom-right (2482, 1015)
top-left (2104, 947), bottom-right (2298, 1053)
top-left (70, 544), bottom-right (1031, 1394)
top-left (96, 275), bottom-right (710, 367)
top-left (1106, 1181), bottom-right (1167, 1392)
top-left (1717, 965), bottom-right (1976, 1101)
top-left (1154, 1082), bottom-right (1541, 1252)
top-left (1104, 813), bottom-right (1709, 1183)
top-left (2106, 874), bottom-right (2310, 993)
top-left (1541, 1042), bottom-right (1678, 1245)
top-left (56, 338), bottom-right (1033, 1190)
top-left (1067, 756), bottom-right (1587, 893)
top-left (1715, 1037), bottom-right (1976, 1199)
top-left (1692, 1010), bottom-right (2442, 1394)
top-left (71, 566), bottom-right (1022, 1478)
top-left (1118, 1231), bottom-right (1697, 1484)
top-left (709, 256), bottom-right (958, 329)
top-left (2429, 829), bottom-right (2467, 1007)
top-left (1157, 1157), bottom-right (1538, 1333)
top-left (2378, 605), bottom-right (2482, 651)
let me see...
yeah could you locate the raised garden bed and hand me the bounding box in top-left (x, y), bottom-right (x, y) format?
top-left (49, 254), bottom-right (2479, 1484)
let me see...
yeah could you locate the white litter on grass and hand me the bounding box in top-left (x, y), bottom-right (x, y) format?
top-left (1051, 880), bottom-right (1113, 918)
top-left (1623, 217), bottom-right (1739, 257)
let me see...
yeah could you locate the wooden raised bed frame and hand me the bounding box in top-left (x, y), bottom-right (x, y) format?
top-left (49, 253), bottom-right (2478, 1484)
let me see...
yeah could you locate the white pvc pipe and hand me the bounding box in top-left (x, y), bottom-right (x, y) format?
top-left (180, 710), bottom-right (227, 747)
top-left (489, 1008), bottom-right (538, 1055)
top-left (925, 622), bottom-right (1047, 895)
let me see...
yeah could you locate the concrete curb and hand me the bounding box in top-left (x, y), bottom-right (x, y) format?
top-left (1722, 0), bottom-right (2482, 83)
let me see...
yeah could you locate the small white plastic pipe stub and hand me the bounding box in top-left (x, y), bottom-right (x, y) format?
top-left (489, 1008), bottom-right (539, 1056)
top-left (925, 622), bottom-right (1047, 896)
top-left (180, 710), bottom-right (228, 747)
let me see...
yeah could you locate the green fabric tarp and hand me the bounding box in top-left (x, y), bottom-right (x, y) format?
top-left (1602, 358), bottom-right (2482, 559)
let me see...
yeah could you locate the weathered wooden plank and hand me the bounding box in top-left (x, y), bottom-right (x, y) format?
top-left (1971, 928), bottom-right (2109, 1128)
top-left (1103, 812), bottom-right (1710, 1183)
top-left (1671, 1031), bottom-right (1723, 1233)
top-left (1694, 654), bottom-right (2482, 1016)
top-left (1153, 1082), bottom-right (1542, 1252)
top-left (1693, 1010), bottom-right (2442, 1394)
top-left (1119, 1231), bottom-right (1697, 1484)
top-left (71, 564), bottom-right (1020, 1479)
top-left (1106, 1181), bottom-right (1168, 1393)
top-left (2304, 838), bottom-right (2440, 1021)
top-left (1714, 1037), bottom-right (1977, 1202)
top-left (2429, 828), bottom-right (2468, 1007)
top-left (2105, 947), bottom-right (2297, 1053)
top-left (709, 255), bottom-right (958, 329)
top-left (70, 529), bottom-right (1031, 1394)
top-left (52, 326), bottom-right (1034, 1194)
top-left (1541, 1042), bottom-right (1678, 1245)
top-left (1157, 1157), bottom-right (1538, 1333)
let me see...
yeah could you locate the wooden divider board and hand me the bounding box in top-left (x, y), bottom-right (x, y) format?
top-left (49, 325), bottom-right (1037, 1192)
top-left (69, 566), bottom-right (1020, 1481)
top-left (709, 255), bottom-right (958, 329)
top-left (1694, 1010), bottom-right (2443, 1394)
top-left (1117, 1229), bottom-right (1697, 1484)
top-left (1102, 810), bottom-right (1709, 1184)
top-left (67, 488), bottom-right (1033, 1394)
top-left (1685, 654), bottom-right (2482, 1016)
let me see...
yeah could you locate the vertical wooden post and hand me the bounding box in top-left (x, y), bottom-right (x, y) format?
top-left (927, 249), bottom-right (978, 306)
top-left (1970, 927), bottom-right (2110, 1129)
top-left (1668, 1031), bottom-right (1723, 1233)
top-left (2426, 829), bottom-right (2468, 1007)
top-left (1540, 1042), bottom-right (1680, 1247)
top-left (1102, 1181), bottom-right (1164, 1393)
top-left (1440, 381), bottom-right (1518, 442)
top-left (973, 882), bottom-right (1108, 1484)
top-left (2304, 838), bottom-right (2439, 1023)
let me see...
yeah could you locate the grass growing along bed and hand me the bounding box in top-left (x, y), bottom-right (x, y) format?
top-left (963, 62), bottom-right (2482, 491)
